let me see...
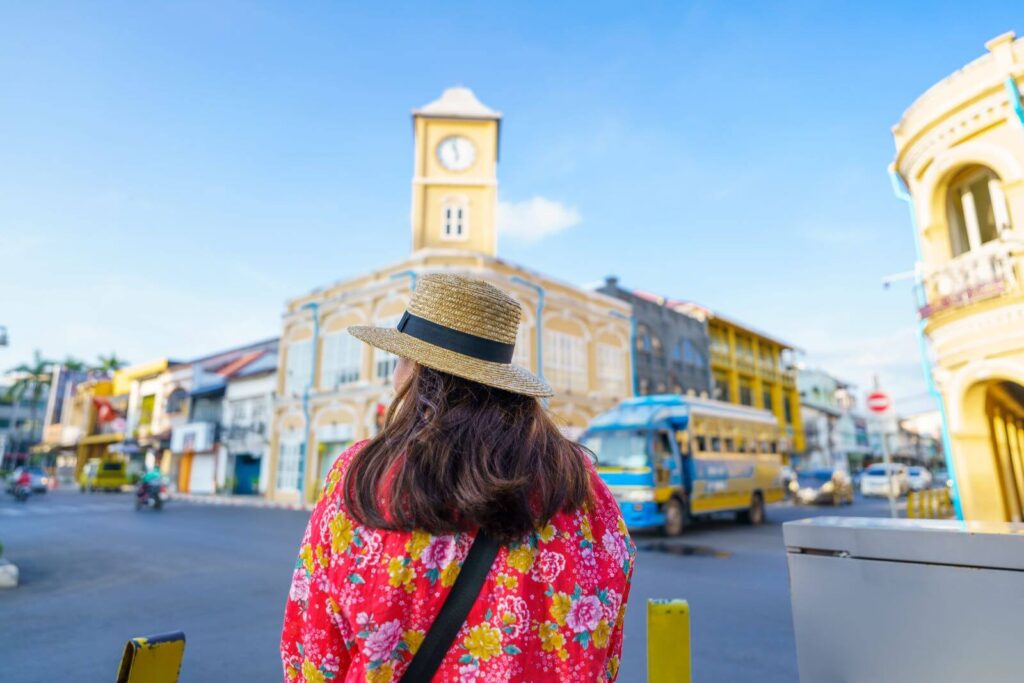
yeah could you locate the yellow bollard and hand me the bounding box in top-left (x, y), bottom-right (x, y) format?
top-left (116, 632), bottom-right (186, 683)
top-left (647, 599), bottom-right (691, 683)
top-left (906, 491), bottom-right (917, 519)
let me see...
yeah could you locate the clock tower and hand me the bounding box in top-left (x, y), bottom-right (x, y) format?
top-left (411, 87), bottom-right (501, 256)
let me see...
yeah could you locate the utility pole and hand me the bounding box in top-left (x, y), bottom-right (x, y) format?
top-left (868, 376), bottom-right (897, 519)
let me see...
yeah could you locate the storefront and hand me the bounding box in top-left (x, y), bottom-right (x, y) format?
top-left (170, 421), bottom-right (219, 494)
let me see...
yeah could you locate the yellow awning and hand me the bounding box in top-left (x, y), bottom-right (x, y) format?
top-left (78, 432), bottom-right (125, 446)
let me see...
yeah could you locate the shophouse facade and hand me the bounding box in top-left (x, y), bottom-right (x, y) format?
top-left (596, 277), bottom-right (712, 398)
top-left (663, 303), bottom-right (805, 455)
top-left (892, 31), bottom-right (1024, 521)
top-left (797, 368), bottom-right (870, 472)
top-left (221, 349), bottom-right (277, 495)
top-left (167, 339), bottom-right (278, 494)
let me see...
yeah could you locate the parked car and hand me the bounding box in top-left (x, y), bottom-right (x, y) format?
top-left (79, 457), bottom-right (129, 492)
top-left (860, 463), bottom-right (909, 497)
top-left (793, 468), bottom-right (855, 506)
top-left (6, 467), bottom-right (49, 494)
top-left (906, 466), bottom-right (933, 491)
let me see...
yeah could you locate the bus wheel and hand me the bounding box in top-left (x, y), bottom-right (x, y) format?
top-left (738, 492), bottom-right (765, 525)
top-left (663, 497), bottom-right (687, 537)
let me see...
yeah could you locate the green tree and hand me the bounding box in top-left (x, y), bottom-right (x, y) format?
top-left (5, 349), bottom-right (55, 442)
top-left (61, 356), bottom-right (89, 372)
top-left (94, 352), bottom-right (128, 374)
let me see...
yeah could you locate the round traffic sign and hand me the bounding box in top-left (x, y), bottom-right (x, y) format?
top-left (867, 391), bottom-right (891, 414)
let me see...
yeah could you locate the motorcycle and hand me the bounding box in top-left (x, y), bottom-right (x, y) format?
top-left (12, 484), bottom-right (30, 502)
top-left (135, 481), bottom-right (167, 511)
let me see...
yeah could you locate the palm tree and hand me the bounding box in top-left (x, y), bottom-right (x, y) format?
top-left (94, 352), bottom-right (128, 375)
top-left (61, 356), bottom-right (89, 373)
top-left (5, 349), bottom-right (55, 444)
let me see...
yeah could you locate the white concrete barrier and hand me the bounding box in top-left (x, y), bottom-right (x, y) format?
top-left (0, 559), bottom-right (19, 588)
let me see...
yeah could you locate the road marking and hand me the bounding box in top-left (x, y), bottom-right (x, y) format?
top-left (0, 502), bottom-right (129, 516)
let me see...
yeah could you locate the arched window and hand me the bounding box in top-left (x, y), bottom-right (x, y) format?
top-left (636, 325), bottom-right (652, 353)
top-left (442, 199), bottom-right (468, 240)
top-left (947, 166), bottom-right (1010, 257)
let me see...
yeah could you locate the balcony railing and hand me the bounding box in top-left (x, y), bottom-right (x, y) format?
top-left (920, 241), bottom-right (1020, 318)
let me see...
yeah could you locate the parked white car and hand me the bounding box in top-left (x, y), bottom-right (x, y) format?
top-left (860, 463), bottom-right (909, 498)
top-left (906, 466), bottom-right (933, 492)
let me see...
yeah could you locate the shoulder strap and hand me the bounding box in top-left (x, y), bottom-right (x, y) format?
top-left (400, 531), bottom-right (501, 683)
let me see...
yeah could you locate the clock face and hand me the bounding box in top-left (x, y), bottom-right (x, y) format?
top-left (437, 136), bottom-right (476, 171)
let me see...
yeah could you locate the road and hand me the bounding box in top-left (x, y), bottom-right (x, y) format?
top-left (0, 488), bottom-right (895, 682)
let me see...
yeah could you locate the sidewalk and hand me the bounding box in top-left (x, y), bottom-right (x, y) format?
top-left (168, 492), bottom-right (313, 512)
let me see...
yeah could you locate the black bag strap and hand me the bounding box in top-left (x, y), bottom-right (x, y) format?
top-left (400, 530), bottom-right (501, 682)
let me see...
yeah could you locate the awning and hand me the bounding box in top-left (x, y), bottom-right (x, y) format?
top-left (78, 433), bottom-right (125, 446)
top-left (109, 441), bottom-right (143, 456)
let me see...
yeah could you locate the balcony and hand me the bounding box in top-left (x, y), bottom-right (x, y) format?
top-left (919, 241), bottom-right (1020, 318)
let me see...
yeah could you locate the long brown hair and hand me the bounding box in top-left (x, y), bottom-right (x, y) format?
top-left (343, 364), bottom-right (592, 543)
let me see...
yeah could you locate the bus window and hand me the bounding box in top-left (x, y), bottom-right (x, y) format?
top-left (710, 436), bottom-right (721, 452)
top-left (723, 438), bottom-right (735, 452)
top-left (769, 441), bottom-right (778, 454)
top-left (653, 431), bottom-right (672, 460)
top-left (580, 430), bottom-right (649, 468)
top-left (736, 436), bottom-right (746, 453)
top-left (695, 435), bottom-right (707, 452)
top-left (653, 431), bottom-right (673, 485)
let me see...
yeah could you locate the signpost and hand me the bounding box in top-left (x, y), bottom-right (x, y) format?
top-left (868, 389), bottom-right (897, 518)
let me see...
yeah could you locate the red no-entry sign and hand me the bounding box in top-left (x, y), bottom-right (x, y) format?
top-left (867, 391), bottom-right (891, 414)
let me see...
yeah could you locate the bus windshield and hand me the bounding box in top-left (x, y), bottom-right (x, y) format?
top-left (581, 430), bottom-right (649, 469)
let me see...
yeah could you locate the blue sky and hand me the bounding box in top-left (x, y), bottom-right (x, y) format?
top-left (1, 2), bottom-right (1019, 411)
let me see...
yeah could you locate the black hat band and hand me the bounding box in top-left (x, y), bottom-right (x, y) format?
top-left (396, 311), bottom-right (515, 364)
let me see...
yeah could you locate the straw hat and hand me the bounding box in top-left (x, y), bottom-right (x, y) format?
top-left (348, 273), bottom-right (553, 397)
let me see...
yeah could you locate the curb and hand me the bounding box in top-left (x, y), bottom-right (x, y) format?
top-left (168, 493), bottom-right (314, 512)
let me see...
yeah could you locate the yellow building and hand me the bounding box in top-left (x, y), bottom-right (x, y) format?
top-left (892, 32), bottom-right (1024, 521)
top-left (267, 87), bottom-right (633, 503)
top-left (703, 312), bottom-right (804, 454)
top-left (66, 378), bottom-right (124, 476)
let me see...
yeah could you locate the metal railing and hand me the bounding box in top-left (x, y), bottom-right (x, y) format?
top-left (919, 240), bottom-right (1020, 318)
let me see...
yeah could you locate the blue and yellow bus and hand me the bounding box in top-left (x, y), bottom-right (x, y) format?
top-left (580, 395), bottom-right (786, 535)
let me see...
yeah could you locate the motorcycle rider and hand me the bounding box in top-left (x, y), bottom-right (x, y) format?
top-left (13, 469), bottom-right (33, 499)
top-left (137, 462), bottom-right (163, 501)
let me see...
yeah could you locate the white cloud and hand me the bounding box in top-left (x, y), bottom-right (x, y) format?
top-left (497, 196), bottom-right (581, 244)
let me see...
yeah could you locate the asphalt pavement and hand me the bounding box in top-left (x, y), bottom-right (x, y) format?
top-left (0, 488), bottom-right (895, 682)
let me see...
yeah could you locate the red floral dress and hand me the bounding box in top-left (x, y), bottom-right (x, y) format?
top-left (281, 441), bottom-right (636, 682)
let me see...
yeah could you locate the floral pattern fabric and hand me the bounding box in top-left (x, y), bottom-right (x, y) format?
top-left (281, 441), bottom-right (636, 682)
